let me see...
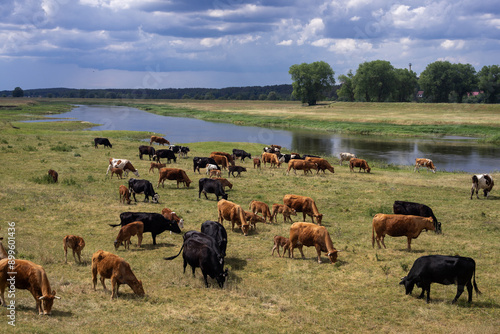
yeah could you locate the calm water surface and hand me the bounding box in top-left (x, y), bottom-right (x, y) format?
top-left (41, 105), bottom-right (499, 173)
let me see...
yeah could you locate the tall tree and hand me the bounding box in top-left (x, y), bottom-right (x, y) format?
top-left (451, 63), bottom-right (477, 103)
top-left (477, 65), bottom-right (500, 103)
top-left (337, 70), bottom-right (355, 102)
top-left (353, 60), bottom-right (396, 102)
top-left (418, 61), bottom-right (455, 103)
top-left (289, 61), bottom-right (335, 106)
top-left (12, 87), bottom-right (24, 97)
top-left (393, 68), bottom-right (418, 102)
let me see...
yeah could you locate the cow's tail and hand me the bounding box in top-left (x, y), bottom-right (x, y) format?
top-left (164, 244), bottom-right (184, 261)
top-left (109, 223), bottom-right (121, 228)
top-left (473, 266), bottom-right (482, 296)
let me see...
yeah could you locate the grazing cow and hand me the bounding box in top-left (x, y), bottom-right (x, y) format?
top-left (110, 167), bottom-right (123, 179)
top-left (138, 145), bottom-right (155, 160)
top-left (253, 158), bottom-right (261, 169)
top-left (211, 152), bottom-right (234, 166)
top-left (119, 185), bottom-right (132, 205)
top-left (150, 135), bottom-right (170, 146)
top-left (170, 145), bottom-right (190, 157)
top-left (393, 201), bottom-right (442, 234)
top-left (157, 168), bottom-right (192, 188)
top-left (0, 259), bottom-right (60, 315)
top-left (128, 178), bottom-right (159, 203)
top-left (164, 237), bottom-right (228, 288)
top-left (372, 214), bottom-right (435, 251)
top-left (94, 137), bottom-right (112, 149)
top-left (272, 235), bottom-right (290, 257)
top-left (262, 152), bottom-right (281, 168)
top-left (349, 158), bottom-right (371, 173)
top-left (263, 145), bottom-right (281, 154)
top-left (63, 235), bottom-right (85, 264)
top-left (111, 212), bottom-right (181, 245)
top-left (228, 165), bottom-right (247, 177)
top-left (183, 231), bottom-right (225, 264)
top-left (414, 158), bottom-right (436, 173)
top-left (286, 159), bottom-right (317, 175)
top-left (213, 177), bottom-right (233, 190)
top-left (48, 169), bottom-right (58, 183)
top-left (283, 194), bottom-right (323, 225)
top-left (249, 200), bottom-right (271, 223)
top-left (270, 204), bottom-right (297, 224)
top-left (210, 154), bottom-right (229, 170)
top-left (193, 157), bottom-right (218, 173)
top-left (149, 162), bottom-right (166, 174)
top-left (400, 255), bottom-right (481, 304)
top-left (217, 199), bottom-right (249, 236)
top-left (206, 163), bottom-right (220, 175)
top-left (471, 174), bottom-right (494, 199)
top-left (154, 149), bottom-right (177, 164)
top-left (232, 149), bottom-right (252, 161)
top-left (198, 178), bottom-right (228, 201)
top-left (114, 221), bottom-right (144, 250)
top-left (305, 157), bottom-right (335, 174)
top-left (244, 210), bottom-right (266, 230)
top-left (278, 153), bottom-right (302, 164)
top-left (107, 158), bottom-right (140, 178)
top-left (339, 152), bottom-right (356, 166)
top-left (161, 208), bottom-right (185, 231)
top-left (289, 222), bottom-right (339, 264)
top-left (91, 250), bottom-right (145, 299)
top-left (201, 220), bottom-right (228, 257)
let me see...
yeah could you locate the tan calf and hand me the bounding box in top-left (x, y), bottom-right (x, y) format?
top-left (114, 222), bottom-right (144, 250)
top-left (271, 204), bottom-right (297, 224)
top-left (110, 167), bottom-right (123, 179)
top-left (249, 200), bottom-right (271, 223)
top-left (119, 185), bottom-right (132, 204)
top-left (149, 162), bottom-right (166, 173)
top-left (272, 235), bottom-right (290, 257)
top-left (63, 235), bottom-right (85, 264)
top-left (209, 169), bottom-right (222, 178)
top-left (244, 210), bottom-right (266, 230)
top-left (253, 158), bottom-right (261, 169)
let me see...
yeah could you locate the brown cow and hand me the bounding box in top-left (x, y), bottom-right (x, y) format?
top-left (210, 154), bottom-right (229, 170)
top-left (283, 194), bottom-right (323, 225)
top-left (349, 158), bottom-right (371, 173)
top-left (48, 169), bottom-right (58, 183)
top-left (372, 214), bottom-right (435, 251)
top-left (414, 158), bottom-right (436, 173)
top-left (214, 177), bottom-right (233, 190)
top-left (253, 158), bottom-right (261, 169)
top-left (157, 168), bottom-right (192, 188)
top-left (63, 235), bottom-right (85, 264)
top-left (110, 167), bottom-right (123, 179)
top-left (150, 135), bottom-right (170, 146)
top-left (271, 235), bottom-right (290, 257)
top-left (270, 204), bottom-right (297, 224)
top-left (161, 208), bottom-right (185, 230)
top-left (149, 162), bottom-right (166, 174)
top-left (107, 158), bottom-right (140, 177)
top-left (244, 210), bottom-right (266, 230)
top-left (249, 200), bottom-right (271, 223)
top-left (211, 151), bottom-right (234, 165)
top-left (289, 222), bottom-right (339, 264)
top-left (91, 250), bottom-right (145, 299)
top-left (209, 169), bottom-right (221, 178)
top-left (287, 159), bottom-right (318, 175)
top-left (262, 152), bottom-right (281, 168)
top-left (119, 185), bottom-right (132, 205)
top-left (217, 199), bottom-right (249, 236)
top-left (305, 157), bottom-right (335, 174)
top-left (114, 221), bottom-right (144, 249)
top-left (0, 259), bottom-right (60, 315)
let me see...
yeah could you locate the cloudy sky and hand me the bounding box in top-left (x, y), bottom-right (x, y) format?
top-left (1, 0), bottom-right (499, 90)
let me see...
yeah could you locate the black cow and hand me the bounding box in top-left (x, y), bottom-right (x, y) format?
top-left (393, 201), bottom-right (442, 234)
top-left (232, 149), bottom-right (251, 161)
top-left (201, 220), bottom-right (228, 257)
top-left (400, 255), bottom-right (481, 304)
top-left (228, 165), bottom-right (247, 177)
top-left (171, 145), bottom-right (190, 157)
top-left (193, 157), bottom-right (218, 173)
top-left (154, 149), bottom-right (177, 163)
top-left (164, 237), bottom-right (228, 288)
top-left (128, 178), bottom-right (159, 203)
top-left (199, 178), bottom-right (228, 201)
top-left (138, 145), bottom-right (156, 160)
top-left (94, 137), bottom-right (112, 148)
top-left (184, 231), bottom-right (224, 263)
top-left (278, 153), bottom-right (303, 163)
top-left (110, 212), bottom-right (181, 245)
top-left (302, 154), bottom-right (321, 159)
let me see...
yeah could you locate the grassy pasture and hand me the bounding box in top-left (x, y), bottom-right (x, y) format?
top-left (0, 101), bottom-right (499, 333)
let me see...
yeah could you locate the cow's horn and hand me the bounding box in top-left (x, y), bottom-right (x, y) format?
top-left (38, 296), bottom-right (45, 300)
top-left (54, 296), bottom-right (61, 299)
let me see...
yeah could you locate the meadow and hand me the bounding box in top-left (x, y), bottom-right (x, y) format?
top-left (0, 99), bottom-right (499, 333)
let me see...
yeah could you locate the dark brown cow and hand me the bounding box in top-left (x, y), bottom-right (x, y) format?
top-left (157, 168), bottom-right (192, 188)
top-left (349, 158), bottom-right (371, 173)
top-left (210, 152), bottom-right (234, 166)
top-left (210, 154), bottom-right (229, 170)
top-left (213, 177), bottom-right (233, 190)
top-left (48, 169), bottom-right (58, 183)
top-left (253, 158), bottom-right (261, 169)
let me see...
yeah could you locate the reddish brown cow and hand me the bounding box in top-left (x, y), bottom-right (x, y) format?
top-left (253, 158), bottom-right (261, 169)
top-left (262, 152), bottom-right (281, 168)
top-left (270, 204), bottom-right (297, 224)
top-left (213, 177), bottom-right (233, 190)
top-left (157, 168), bottom-right (192, 188)
top-left (372, 214), bottom-right (436, 251)
top-left (217, 199), bottom-right (249, 236)
top-left (48, 169), bottom-right (58, 183)
top-left (349, 158), bottom-right (371, 173)
top-left (161, 208), bottom-right (185, 230)
top-left (271, 235), bottom-right (290, 257)
top-left (244, 210), bottom-right (266, 230)
top-left (149, 162), bottom-right (166, 174)
top-left (114, 222), bottom-right (144, 249)
top-left (63, 235), bottom-right (85, 264)
top-left (414, 158), bottom-right (436, 173)
top-left (289, 222), bottom-right (339, 264)
top-left (249, 200), bottom-right (271, 223)
top-left (91, 250), bottom-right (145, 299)
top-left (150, 135), bottom-right (170, 146)
top-left (305, 157), bottom-right (335, 174)
top-left (119, 185), bottom-right (132, 205)
top-left (283, 194), bottom-right (323, 225)
top-left (110, 167), bottom-right (123, 179)
top-left (211, 151), bottom-right (234, 165)
top-left (210, 154), bottom-right (229, 170)
top-left (287, 159), bottom-right (318, 175)
top-left (0, 259), bottom-right (60, 315)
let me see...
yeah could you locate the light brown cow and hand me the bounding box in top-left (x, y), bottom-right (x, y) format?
top-left (0, 259), bottom-right (60, 315)
top-left (119, 185), bottom-right (132, 205)
top-left (271, 235), bottom-right (290, 257)
top-left (305, 157), bottom-right (335, 174)
top-left (249, 200), bottom-right (272, 223)
top-left (48, 169), bottom-right (58, 183)
top-left (283, 194), bottom-right (323, 225)
top-left (209, 169), bottom-right (221, 178)
top-left (244, 210), bottom-right (266, 230)
top-left (157, 168), bottom-right (192, 188)
top-left (161, 208), bottom-right (185, 230)
top-left (63, 235), bottom-right (85, 264)
top-left (211, 151), bottom-right (234, 165)
top-left (217, 199), bottom-right (250, 236)
top-left (114, 222), bottom-right (144, 250)
top-left (0, 240), bottom-right (6, 260)
top-left (214, 177), bottom-right (233, 190)
top-left (253, 158), bottom-right (261, 169)
top-left (91, 250), bottom-right (145, 299)
top-left (150, 135), bottom-right (170, 146)
top-left (262, 152), bottom-right (281, 168)
top-left (110, 167), bottom-right (123, 179)
top-left (270, 204), bottom-right (297, 224)
top-left (149, 162), bottom-right (166, 174)
top-left (372, 214), bottom-right (435, 251)
top-left (210, 154), bottom-right (229, 170)
top-left (286, 159), bottom-right (318, 175)
top-left (289, 222), bottom-right (339, 264)
top-left (414, 158), bottom-right (436, 173)
top-left (349, 158), bottom-right (371, 173)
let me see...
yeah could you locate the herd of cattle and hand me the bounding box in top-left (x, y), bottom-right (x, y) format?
top-left (0, 135), bottom-right (494, 315)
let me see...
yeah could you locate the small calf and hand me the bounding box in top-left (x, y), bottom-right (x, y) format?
top-left (114, 221), bottom-right (144, 250)
top-left (244, 210), bottom-right (266, 230)
top-left (209, 169), bottom-right (221, 178)
top-left (110, 167), bottom-right (123, 179)
top-left (48, 169), bottom-right (58, 183)
top-left (272, 235), bottom-right (290, 257)
top-left (63, 235), bottom-right (85, 263)
top-left (119, 185), bottom-right (131, 204)
top-left (149, 162), bottom-right (166, 174)
top-left (253, 158), bottom-right (261, 169)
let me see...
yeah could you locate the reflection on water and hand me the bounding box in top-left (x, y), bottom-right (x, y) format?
top-left (38, 104), bottom-right (499, 173)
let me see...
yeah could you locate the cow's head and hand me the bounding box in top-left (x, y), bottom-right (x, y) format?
top-left (38, 291), bottom-right (60, 315)
top-left (216, 268), bottom-right (229, 288)
top-left (133, 170), bottom-right (140, 178)
top-left (131, 280), bottom-right (145, 297)
top-left (152, 193), bottom-right (160, 204)
top-left (241, 223), bottom-right (250, 236)
top-left (314, 214), bottom-right (323, 225)
top-left (222, 193), bottom-right (228, 200)
top-left (327, 250), bottom-right (339, 264)
top-left (434, 221), bottom-right (442, 234)
top-left (399, 276), bottom-right (415, 295)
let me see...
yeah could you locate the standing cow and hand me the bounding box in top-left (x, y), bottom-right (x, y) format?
top-left (470, 174), bottom-right (494, 199)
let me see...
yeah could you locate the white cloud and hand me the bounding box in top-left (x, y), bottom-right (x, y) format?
top-left (277, 40), bottom-right (293, 46)
top-left (328, 39), bottom-right (372, 54)
top-left (440, 39), bottom-right (466, 50)
top-left (297, 18), bottom-right (324, 45)
top-left (200, 37), bottom-right (225, 48)
top-left (350, 16), bottom-right (360, 21)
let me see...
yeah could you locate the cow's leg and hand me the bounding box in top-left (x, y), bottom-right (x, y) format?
top-left (100, 276), bottom-right (107, 291)
top-left (132, 192), bottom-right (137, 202)
top-left (315, 245), bottom-right (322, 264)
top-left (466, 281), bottom-right (473, 303)
top-left (0, 281), bottom-right (6, 306)
top-left (137, 233), bottom-right (142, 247)
top-left (152, 234), bottom-right (157, 245)
top-left (92, 267), bottom-right (98, 290)
top-left (64, 246), bottom-right (68, 264)
top-left (407, 237), bottom-right (412, 251)
top-left (452, 285), bottom-right (465, 304)
top-left (418, 288), bottom-right (425, 299)
top-left (202, 272), bottom-right (209, 288)
top-left (298, 245), bottom-right (305, 259)
top-left (111, 277), bottom-right (118, 299)
top-left (379, 236), bottom-right (386, 249)
top-left (72, 250), bottom-right (78, 263)
top-left (183, 259), bottom-right (187, 274)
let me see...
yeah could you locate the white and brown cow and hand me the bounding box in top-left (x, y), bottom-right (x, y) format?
top-left (106, 158), bottom-right (140, 178)
top-left (414, 158), bottom-right (436, 173)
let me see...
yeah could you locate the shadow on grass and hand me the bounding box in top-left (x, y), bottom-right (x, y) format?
top-left (141, 242), bottom-right (177, 250)
top-left (225, 257), bottom-right (248, 271)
